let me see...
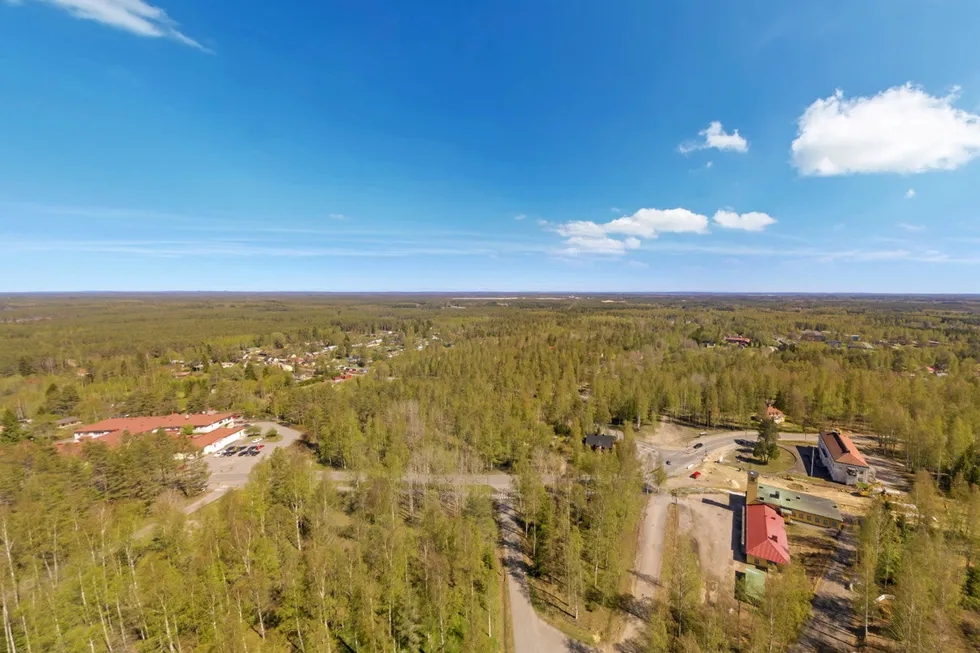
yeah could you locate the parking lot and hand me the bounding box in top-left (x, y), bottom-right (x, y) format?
top-left (185, 422), bottom-right (304, 512)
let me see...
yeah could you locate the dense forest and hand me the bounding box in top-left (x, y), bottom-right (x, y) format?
top-left (2, 294), bottom-right (980, 651)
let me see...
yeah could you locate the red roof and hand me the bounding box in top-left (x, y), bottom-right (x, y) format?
top-left (819, 430), bottom-right (868, 468)
top-left (745, 504), bottom-right (790, 565)
top-left (182, 427), bottom-right (246, 450)
top-left (725, 336), bottom-right (751, 345)
top-left (57, 426), bottom-right (245, 454)
top-left (74, 413), bottom-right (236, 436)
top-left (766, 406), bottom-right (785, 418)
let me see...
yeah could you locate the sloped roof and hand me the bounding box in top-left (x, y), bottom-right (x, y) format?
top-left (584, 434), bottom-right (616, 449)
top-left (819, 430), bottom-right (868, 468)
top-left (184, 427), bottom-right (246, 450)
top-left (75, 413), bottom-right (236, 436)
top-left (766, 406), bottom-right (784, 418)
top-left (745, 504), bottom-right (790, 565)
top-left (756, 482), bottom-right (843, 523)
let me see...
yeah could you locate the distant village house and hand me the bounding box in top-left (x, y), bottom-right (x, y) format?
top-left (765, 406), bottom-right (785, 424)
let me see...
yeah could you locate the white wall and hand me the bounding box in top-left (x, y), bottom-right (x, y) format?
top-left (195, 417), bottom-right (234, 433)
top-left (202, 429), bottom-right (245, 455)
top-left (818, 438), bottom-right (872, 485)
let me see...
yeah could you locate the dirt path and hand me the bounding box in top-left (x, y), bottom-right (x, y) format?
top-left (495, 493), bottom-right (586, 653)
top-left (793, 527), bottom-right (859, 652)
top-left (615, 493), bottom-right (671, 653)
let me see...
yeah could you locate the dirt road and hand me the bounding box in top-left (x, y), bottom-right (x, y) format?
top-left (616, 492), bottom-right (671, 652)
top-left (496, 493), bottom-right (587, 653)
top-left (794, 527), bottom-right (858, 652)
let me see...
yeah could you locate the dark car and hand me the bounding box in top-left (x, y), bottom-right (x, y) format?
top-left (693, 442), bottom-right (704, 450)
top-left (665, 460), bottom-right (672, 465)
top-left (237, 448), bottom-right (252, 456)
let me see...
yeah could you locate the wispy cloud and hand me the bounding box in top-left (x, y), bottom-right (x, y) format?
top-left (22, 0), bottom-right (208, 51)
top-left (905, 188), bottom-right (916, 199)
top-left (636, 241), bottom-right (979, 264)
top-left (678, 121), bottom-right (749, 154)
top-left (328, 213), bottom-right (350, 220)
top-left (2, 237), bottom-right (556, 259)
top-left (898, 223), bottom-right (926, 232)
top-left (513, 214), bottom-right (526, 221)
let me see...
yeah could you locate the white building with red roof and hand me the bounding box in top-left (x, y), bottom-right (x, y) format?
top-left (66, 412), bottom-right (244, 456)
top-left (73, 412), bottom-right (237, 440)
top-left (765, 405), bottom-right (785, 424)
top-left (817, 429), bottom-right (874, 485)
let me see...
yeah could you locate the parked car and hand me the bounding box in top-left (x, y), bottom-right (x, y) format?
top-left (693, 442), bottom-right (704, 449)
top-left (237, 448), bottom-right (252, 456)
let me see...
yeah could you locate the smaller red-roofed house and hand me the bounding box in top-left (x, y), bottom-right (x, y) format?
top-left (765, 406), bottom-right (785, 424)
top-left (818, 430), bottom-right (874, 485)
top-left (744, 504), bottom-right (790, 570)
top-left (725, 336), bottom-right (752, 348)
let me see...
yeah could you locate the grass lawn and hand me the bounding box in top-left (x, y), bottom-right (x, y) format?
top-left (728, 444), bottom-right (798, 475)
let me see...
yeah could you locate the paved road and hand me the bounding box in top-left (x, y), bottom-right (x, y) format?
top-left (638, 430), bottom-right (832, 479)
top-left (637, 430), bottom-right (755, 477)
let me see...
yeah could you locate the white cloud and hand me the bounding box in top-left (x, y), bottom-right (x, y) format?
top-left (712, 210), bottom-right (777, 232)
top-left (561, 235), bottom-right (640, 256)
top-left (705, 161), bottom-right (714, 169)
top-left (678, 121), bottom-right (749, 154)
top-left (610, 207), bottom-right (622, 214)
top-left (26, 0), bottom-right (207, 50)
top-left (604, 208), bottom-right (710, 238)
top-left (898, 223), bottom-right (925, 232)
top-left (905, 188), bottom-right (916, 198)
top-left (553, 206), bottom-right (777, 255)
top-left (513, 214), bottom-right (526, 221)
top-left (791, 83), bottom-right (980, 175)
top-left (328, 213), bottom-right (350, 220)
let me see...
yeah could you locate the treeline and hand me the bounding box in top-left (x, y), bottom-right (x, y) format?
top-left (515, 431), bottom-right (645, 624)
top-left (854, 472), bottom-right (980, 651)
top-left (0, 447), bottom-right (503, 652)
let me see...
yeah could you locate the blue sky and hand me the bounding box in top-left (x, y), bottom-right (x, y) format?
top-left (2, 0), bottom-right (980, 292)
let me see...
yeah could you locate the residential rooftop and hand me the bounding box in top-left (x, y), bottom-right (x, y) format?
top-left (756, 481), bottom-right (843, 523)
top-left (819, 430), bottom-right (869, 468)
top-left (745, 503), bottom-right (790, 565)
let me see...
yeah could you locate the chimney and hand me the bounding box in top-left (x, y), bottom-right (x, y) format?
top-left (746, 471), bottom-right (759, 505)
